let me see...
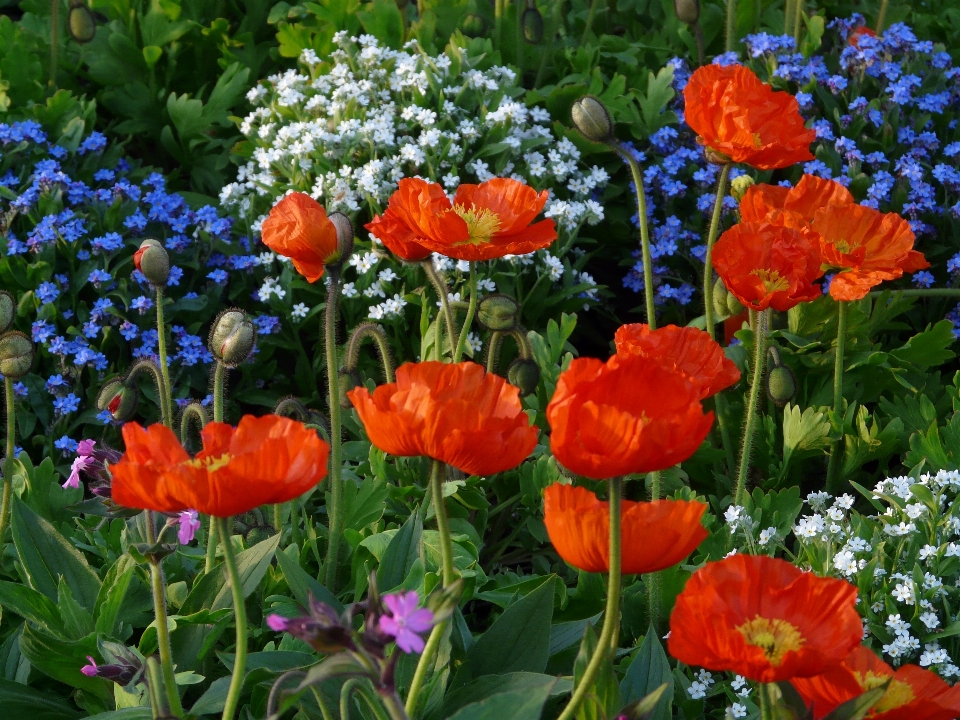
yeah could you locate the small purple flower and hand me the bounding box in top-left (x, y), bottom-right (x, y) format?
top-left (63, 440), bottom-right (97, 489)
top-left (267, 614), bottom-right (290, 632)
top-left (81, 656), bottom-right (98, 677)
top-left (378, 591), bottom-right (434, 654)
top-left (176, 510), bottom-right (201, 544)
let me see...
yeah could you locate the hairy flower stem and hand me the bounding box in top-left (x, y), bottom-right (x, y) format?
top-left (793, 0), bottom-right (804, 42)
top-left (149, 555), bottom-right (184, 715)
top-left (693, 22), bottom-right (705, 66)
top-left (0, 378), bottom-right (15, 542)
top-left (341, 679), bottom-right (390, 720)
top-left (557, 476), bottom-right (622, 720)
top-left (422, 260), bottom-right (457, 361)
top-left (145, 657), bottom-right (169, 718)
top-left (219, 516), bottom-right (248, 720)
top-left (154, 287), bottom-right (173, 429)
top-left (703, 164), bottom-right (732, 340)
top-left (826, 301), bottom-right (848, 493)
top-left (759, 683), bottom-right (778, 720)
top-left (725, 0), bottom-right (737, 52)
top-left (204, 362), bottom-right (228, 574)
top-left (583, 0), bottom-right (601, 42)
top-left (875, 0), bottom-right (889, 33)
top-left (49, 0), bottom-right (58, 87)
top-left (615, 144), bottom-right (656, 329)
top-left (453, 263), bottom-right (477, 363)
top-left (404, 622), bottom-right (443, 717)
top-left (324, 269), bottom-right (345, 592)
top-left (784, 0), bottom-right (794, 34)
top-left (735, 309), bottom-right (769, 505)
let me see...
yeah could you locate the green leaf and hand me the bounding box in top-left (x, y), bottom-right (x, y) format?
top-left (822, 685), bottom-right (886, 720)
top-left (619, 627), bottom-right (674, 720)
top-left (357, 0), bottom-right (404, 49)
top-left (58, 578), bottom-right (95, 640)
top-left (274, 544), bottom-right (343, 612)
top-left (142, 45), bottom-right (162, 69)
top-left (891, 321), bottom-right (957, 368)
top-left (0, 581), bottom-right (66, 637)
top-left (436, 673), bottom-right (571, 720)
top-left (449, 577), bottom-right (555, 691)
top-left (619, 683), bottom-right (670, 720)
top-left (84, 711), bottom-right (152, 720)
top-left (94, 556), bottom-right (136, 638)
top-left (446, 681), bottom-right (555, 720)
top-left (11, 497), bottom-right (101, 610)
top-left (0, 678), bottom-right (80, 719)
top-left (378, 506), bottom-right (423, 591)
top-left (18, 625), bottom-right (111, 701)
top-left (782, 404), bottom-right (832, 467)
top-left (573, 624), bottom-right (620, 720)
top-left (181, 534), bottom-right (280, 614)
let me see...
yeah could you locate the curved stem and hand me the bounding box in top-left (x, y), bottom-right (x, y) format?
top-left (154, 287), bottom-right (173, 428)
top-left (875, 0), bottom-right (889, 33)
top-left (149, 556), bottom-right (184, 716)
top-left (703, 164), bottom-right (732, 341)
top-left (422, 260), bottom-right (456, 360)
top-left (179, 401), bottom-right (209, 446)
top-left (0, 378), bottom-right (15, 542)
top-left (557, 476), bottom-right (622, 720)
top-left (323, 270), bottom-right (344, 592)
top-left (725, 0), bottom-right (738, 52)
top-left (266, 670), bottom-right (306, 719)
top-left (345, 323), bottom-right (395, 383)
top-left (826, 301), bottom-right (848, 493)
top-left (616, 144), bottom-right (656, 328)
top-left (485, 331), bottom-right (505, 373)
top-left (734, 309), bottom-right (768, 505)
top-left (219, 516), bottom-right (248, 720)
top-left (453, 263), bottom-right (477, 363)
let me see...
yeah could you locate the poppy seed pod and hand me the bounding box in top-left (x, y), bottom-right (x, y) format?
top-left (68, 0), bottom-right (97, 43)
top-left (730, 174), bottom-right (756, 203)
top-left (571, 96), bottom-right (614, 144)
top-left (0, 331), bottom-right (34, 379)
top-left (327, 211), bottom-right (355, 267)
top-left (133, 238), bottom-right (170, 286)
top-left (209, 309), bottom-right (257, 368)
top-left (0, 291), bottom-right (15, 335)
top-left (521, 4), bottom-right (544, 44)
top-left (674, 0), bottom-right (700, 23)
top-left (477, 294), bottom-right (520, 331)
top-left (507, 358), bottom-right (540, 396)
top-left (97, 379), bottom-right (139, 422)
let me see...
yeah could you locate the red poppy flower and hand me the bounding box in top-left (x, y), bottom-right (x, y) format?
top-left (111, 415), bottom-right (330, 517)
top-left (683, 64), bottom-right (816, 170)
top-left (792, 646), bottom-right (960, 720)
top-left (724, 311), bottom-right (749, 346)
top-left (713, 222), bottom-right (823, 311)
top-left (260, 193), bottom-right (340, 282)
top-left (547, 353), bottom-right (713, 479)
top-left (365, 177), bottom-right (557, 261)
top-left (347, 361), bottom-right (538, 476)
top-left (849, 26), bottom-right (877, 47)
top-left (668, 555), bottom-right (862, 683)
top-left (614, 323), bottom-right (740, 399)
top-left (740, 174), bottom-right (854, 227)
top-left (544, 483), bottom-right (708, 574)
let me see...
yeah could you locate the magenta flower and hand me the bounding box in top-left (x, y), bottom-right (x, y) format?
top-left (266, 614), bottom-right (290, 632)
top-left (378, 591), bottom-right (434, 654)
top-left (176, 509), bottom-right (201, 544)
top-left (63, 440), bottom-right (97, 489)
top-left (80, 656), bottom-right (98, 677)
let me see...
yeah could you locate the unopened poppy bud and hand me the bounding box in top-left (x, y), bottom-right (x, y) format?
top-left (477, 294), bottom-right (520, 331)
top-left (674, 0), bottom-right (700, 23)
top-left (133, 238), bottom-right (170, 286)
top-left (700, 142), bottom-right (733, 165)
top-left (327, 211), bottom-right (355, 267)
top-left (338, 369), bottom-right (362, 409)
top-left (571, 96), bottom-right (614, 144)
top-left (730, 174), bottom-right (756, 203)
top-left (726, 289), bottom-right (745, 316)
top-left (68, 0), bottom-right (97, 43)
top-left (507, 358), bottom-right (540, 396)
top-left (0, 331), bottom-right (33, 379)
top-left (209, 309), bottom-right (257, 368)
top-left (522, 3), bottom-right (544, 43)
top-left (0, 291), bottom-right (15, 334)
top-left (766, 365), bottom-right (797, 407)
top-left (712, 277), bottom-right (730, 319)
top-left (97, 379), bottom-right (139, 421)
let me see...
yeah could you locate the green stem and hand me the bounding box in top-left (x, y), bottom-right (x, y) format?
top-left (557, 476), bottom-right (622, 720)
top-left (155, 287), bottom-right (173, 428)
top-left (826, 301), bottom-right (848, 493)
top-left (149, 556), bottom-right (184, 716)
top-left (204, 518), bottom-right (218, 574)
top-left (404, 621), bottom-right (444, 717)
top-left (422, 260), bottom-right (456, 361)
top-left (534, 0), bottom-right (563, 88)
top-left (793, 0), bottom-right (804, 42)
top-left (213, 362), bottom-right (226, 423)
top-left (452, 263), bottom-right (477, 363)
top-left (583, 0), bottom-right (601, 42)
top-left (617, 144), bottom-right (656, 328)
top-left (875, 0), bottom-right (889, 33)
top-left (323, 269), bottom-right (344, 592)
top-left (495, 0), bottom-right (504, 49)
top-left (734, 309), bottom-right (768, 506)
top-left (869, 288), bottom-right (960, 297)
top-left (378, 690), bottom-right (411, 720)
top-left (219, 516), bottom-right (248, 720)
top-left (784, 0), bottom-right (794, 35)
top-left (759, 683), bottom-right (778, 720)
top-left (430, 459), bottom-right (455, 586)
top-left (145, 657), bottom-right (170, 718)
top-left (0, 378), bottom-right (14, 543)
top-left (49, 0), bottom-right (58, 87)
top-left (714, 393), bottom-right (738, 477)
top-left (646, 570), bottom-right (661, 638)
top-left (274, 503), bottom-right (283, 543)
top-left (703, 163), bottom-right (732, 341)
top-left (648, 471), bottom-right (661, 501)
top-left (341, 679), bottom-right (391, 720)
top-left (725, 0), bottom-right (738, 52)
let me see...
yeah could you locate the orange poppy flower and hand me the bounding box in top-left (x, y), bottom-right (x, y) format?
top-left (740, 174), bottom-right (853, 227)
top-left (683, 64), bottom-right (816, 170)
top-left (547, 353), bottom-right (713, 479)
top-left (346, 361), bottom-right (538, 476)
top-left (849, 26), bottom-right (877, 47)
top-left (365, 177), bottom-right (557, 261)
top-left (712, 222), bottom-right (823, 311)
top-left (668, 555), bottom-right (862, 683)
top-left (792, 646), bottom-right (960, 720)
top-left (812, 204), bottom-right (929, 302)
top-left (614, 323), bottom-right (740, 399)
top-left (544, 483), bottom-right (708, 574)
top-left (260, 193), bottom-right (340, 282)
top-left (111, 415), bottom-right (330, 517)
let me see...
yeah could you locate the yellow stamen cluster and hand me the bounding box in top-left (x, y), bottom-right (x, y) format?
top-left (736, 616), bottom-right (805, 666)
top-left (454, 205), bottom-right (501, 245)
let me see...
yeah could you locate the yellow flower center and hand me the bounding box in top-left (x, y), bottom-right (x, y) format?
top-left (832, 237), bottom-right (861, 255)
top-left (736, 616), bottom-right (805, 666)
top-left (855, 672), bottom-right (914, 715)
top-left (752, 132), bottom-right (763, 148)
top-left (454, 205), bottom-right (501, 245)
top-left (186, 453), bottom-right (232, 472)
top-left (750, 268), bottom-right (790, 294)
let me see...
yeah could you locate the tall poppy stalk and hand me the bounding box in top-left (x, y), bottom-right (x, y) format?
top-left (735, 309), bottom-right (768, 505)
top-left (324, 267), bottom-right (345, 591)
top-left (0, 378), bottom-right (15, 542)
top-left (219, 516), bottom-right (247, 720)
top-left (204, 361), bottom-right (227, 574)
top-left (826, 300), bottom-right (847, 493)
top-left (452, 263), bottom-right (477, 363)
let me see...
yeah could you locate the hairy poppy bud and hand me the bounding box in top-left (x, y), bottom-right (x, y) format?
top-left (133, 238), bottom-right (170, 286)
top-left (507, 358), bottom-right (540, 396)
top-left (97, 378), bottom-right (139, 421)
top-left (766, 365), bottom-right (797, 407)
top-left (338, 368), bottom-right (362, 410)
top-left (674, 0), bottom-right (700, 23)
top-left (730, 174), bottom-right (756, 203)
top-left (522, 2), bottom-right (544, 43)
top-left (68, 0), bottom-right (97, 43)
top-left (209, 309), bottom-right (257, 368)
top-left (327, 211), bottom-right (355, 267)
top-left (712, 277), bottom-right (730, 319)
top-left (571, 96), bottom-right (614, 144)
top-left (0, 331), bottom-right (33, 379)
top-left (477, 294), bottom-right (520, 332)
top-left (702, 145), bottom-right (733, 165)
top-left (0, 291), bottom-right (15, 335)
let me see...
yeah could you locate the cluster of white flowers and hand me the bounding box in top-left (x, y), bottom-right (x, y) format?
top-left (687, 669), bottom-right (715, 699)
top-left (222, 32), bottom-right (606, 324)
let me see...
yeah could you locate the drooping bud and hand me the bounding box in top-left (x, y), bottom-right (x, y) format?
top-left (766, 347), bottom-right (797, 407)
top-left (0, 331), bottom-right (34, 379)
top-left (68, 0), bottom-right (97, 43)
top-left (571, 96), bottom-right (614, 144)
top-left (730, 174), bottom-right (756, 203)
top-left (133, 238), bottom-right (170, 286)
top-left (327, 211), bottom-right (355, 267)
top-left (507, 358), bottom-right (540, 396)
top-left (97, 378), bottom-right (139, 422)
top-left (726, 288), bottom-right (745, 316)
top-left (521, 2), bottom-right (544, 43)
top-left (712, 277), bottom-right (730, 319)
top-left (338, 368), bottom-right (362, 409)
top-left (209, 309), bottom-right (257, 368)
top-left (477, 294), bottom-right (520, 332)
top-left (0, 291), bottom-right (15, 334)
top-left (674, 0), bottom-right (700, 23)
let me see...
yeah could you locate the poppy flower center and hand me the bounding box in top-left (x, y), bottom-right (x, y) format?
top-left (855, 673), bottom-right (914, 715)
top-left (453, 205), bottom-right (501, 245)
top-left (831, 237), bottom-right (861, 255)
top-left (186, 453), bottom-right (233, 472)
top-left (750, 268), bottom-right (790, 294)
top-left (735, 616), bottom-right (805, 666)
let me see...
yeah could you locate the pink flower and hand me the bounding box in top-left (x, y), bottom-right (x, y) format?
top-left (63, 440), bottom-right (98, 489)
top-left (176, 510), bottom-right (201, 544)
top-left (266, 614), bottom-right (290, 632)
top-left (77, 439), bottom-right (96, 456)
top-left (378, 591), bottom-right (434, 654)
top-left (80, 656), bottom-right (98, 677)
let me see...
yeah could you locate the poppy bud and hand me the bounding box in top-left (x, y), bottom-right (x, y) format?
top-left (97, 378), bottom-right (139, 421)
top-left (477, 294), bottom-right (520, 331)
top-left (507, 358), bottom-right (540, 396)
top-left (726, 289), bottom-right (745, 316)
top-left (327, 211), bottom-right (355, 267)
top-left (571, 96), bottom-right (614, 144)
top-left (68, 0), bottom-right (97, 43)
top-left (712, 277), bottom-right (730, 319)
top-left (246, 525), bottom-right (276, 545)
top-left (674, 0), bottom-right (700, 23)
top-left (0, 331), bottom-right (34, 379)
top-left (701, 144), bottom-right (733, 165)
top-left (522, 3), bottom-right (544, 43)
top-left (338, 368), bottom-right (362, 409)
top-left (133, 239), bottom-right (170, 286)
top-left (209, 309), bottom-right (257, 368)
top-left (730, 175), bottom-right (756, 203)
top-left (766, 365), bottom-right (797, 407)
top-left (0, 290), bottom-right (15, 334)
